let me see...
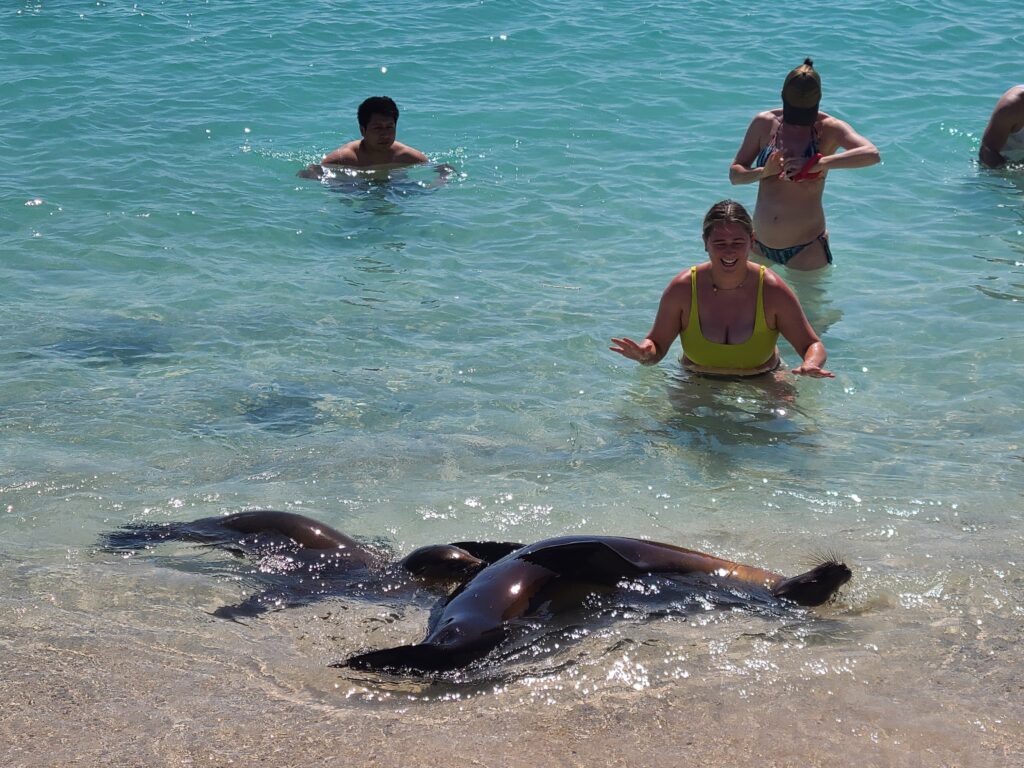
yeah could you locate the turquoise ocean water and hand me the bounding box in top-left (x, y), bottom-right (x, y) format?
top-left (2, 1), bottom-right (1022, 765)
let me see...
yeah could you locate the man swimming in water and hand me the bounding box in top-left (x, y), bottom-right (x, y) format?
top-left (980, 85), bottom-right (1024, 169)
top-left (299, 96), bottom-right (429, 178)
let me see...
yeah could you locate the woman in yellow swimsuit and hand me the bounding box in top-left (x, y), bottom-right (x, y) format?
top-left (610, 200), bottom-right (833, 378)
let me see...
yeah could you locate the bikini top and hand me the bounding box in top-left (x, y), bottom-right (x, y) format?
top-left (754, 118), bottom-right (822, 180)
top-left (680, 265), bottom-right (779, 370)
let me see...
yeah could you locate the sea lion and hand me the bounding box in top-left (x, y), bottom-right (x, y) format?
top-left (341, 535), bottom-right (852, 674)
top-left (101, 510), bottom-right (522, 618)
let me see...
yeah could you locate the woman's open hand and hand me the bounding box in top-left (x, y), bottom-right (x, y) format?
top-left (791, 361), bottom-right (834, 378)
top-left (610, 337), bottom-right (657, 364)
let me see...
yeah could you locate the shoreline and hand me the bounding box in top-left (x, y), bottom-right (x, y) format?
top-left (3, 562), bottom-right (1021, 768)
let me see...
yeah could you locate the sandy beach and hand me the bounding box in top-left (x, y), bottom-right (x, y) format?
top-left (4, 555), bottom-right (1021, 768)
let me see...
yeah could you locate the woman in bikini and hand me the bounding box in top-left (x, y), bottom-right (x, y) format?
top-left (729, 59), bottom-right (880, 270)
top-left (610, 200), bottom-right (833, 378)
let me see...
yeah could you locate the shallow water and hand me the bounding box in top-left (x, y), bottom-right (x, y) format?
top-left (2, 1), bottom-right (1023, 765)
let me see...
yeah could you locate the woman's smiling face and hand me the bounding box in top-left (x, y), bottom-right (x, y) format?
top-left (704, 221), bottom-right (753, 272)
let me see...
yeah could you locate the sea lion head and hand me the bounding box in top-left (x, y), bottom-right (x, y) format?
top-left (400, 544), bottom-right (487, 583)
top-left (772, 559), bottom-right (853, 607)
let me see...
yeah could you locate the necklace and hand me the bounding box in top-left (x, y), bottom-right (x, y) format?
top-left (712, 275), bottom-right (747, 294)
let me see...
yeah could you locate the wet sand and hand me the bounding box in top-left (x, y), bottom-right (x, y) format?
top-left (3, 557), bottom-right (1021, 768)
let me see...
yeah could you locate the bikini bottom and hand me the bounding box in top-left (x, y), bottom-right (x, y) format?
top-left (754, 232), bottom-right (833, 265)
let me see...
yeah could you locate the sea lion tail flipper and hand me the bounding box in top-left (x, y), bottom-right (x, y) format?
top-left (99, 520), bottom-right (218, 552)
top-left (337, 643), bottom-right (468, 674)
top-left (771, 560), bottom-right (852, 607)
top-left (516, 541), bottom-right (645, 582)
top-left (99, 514), bottom-right (323, 555)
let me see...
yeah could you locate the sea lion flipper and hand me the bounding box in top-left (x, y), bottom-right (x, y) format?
top-left (517, 540), bottom-right (646, 582)
top-left (339, 641), bottom-right (486, 674)
top-left (99, 522), bottom-right (177, 552)
top-left (98, 519), bottom-right (226, 551)
top-left (340, 626), bottom-right (509, 673)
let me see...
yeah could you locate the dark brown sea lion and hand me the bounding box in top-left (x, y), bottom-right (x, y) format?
top-left (101, 510), bottom-right (522, 618)
top-left (341, 535), bottom-right (852, 674)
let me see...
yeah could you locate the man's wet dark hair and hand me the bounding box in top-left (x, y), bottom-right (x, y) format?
top-left (358, 96), bottom-right (400, 130)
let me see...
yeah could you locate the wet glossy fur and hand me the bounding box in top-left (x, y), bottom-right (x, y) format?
top-left (342, 535), bottom-right (852, 674)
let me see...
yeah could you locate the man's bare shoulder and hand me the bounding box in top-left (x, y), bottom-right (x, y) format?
top-left (1000, 85), bottom-right (1024, 104)
top-left (995, 86), bottom-right (1024, 118)
top-left (321, 141), bottom-right (361, 165)
top-left (391, 142), bottom-right (429, 164)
